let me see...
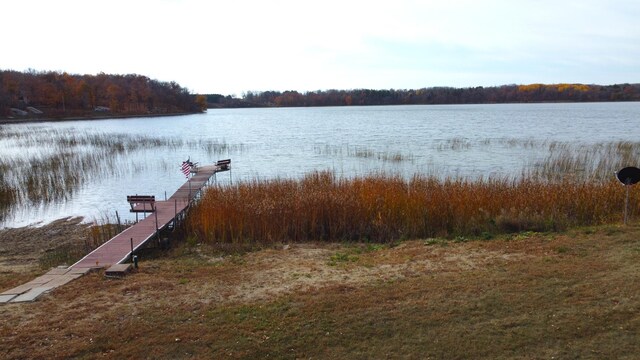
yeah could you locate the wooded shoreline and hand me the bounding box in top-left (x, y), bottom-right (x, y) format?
top-left (0, 111), bottom-right (198, 125)
top-left (0, 70), bottom-right (206, 121)
top-left (205, 83), bottom-right (640, 108)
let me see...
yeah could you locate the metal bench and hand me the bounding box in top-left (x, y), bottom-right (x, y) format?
top-left (216, 159), bottom-right (231, 171)
top-left (127, 195), bottom-right (156, 213)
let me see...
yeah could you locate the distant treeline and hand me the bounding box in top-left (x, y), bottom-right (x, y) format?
top-left (205, 83), bottom-right (640, 108)
top-left (0, 70), bottom-right (206, 119)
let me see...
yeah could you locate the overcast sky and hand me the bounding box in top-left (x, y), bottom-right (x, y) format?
top-left (2, 0), bottom-right (639, 96)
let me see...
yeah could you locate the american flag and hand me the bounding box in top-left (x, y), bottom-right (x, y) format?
top-left (181, 160), bottom-right (191, 178)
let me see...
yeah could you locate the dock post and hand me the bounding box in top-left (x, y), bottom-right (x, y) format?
top-left (155, 208), bottom-right (159, 241)
top-left (624, 182), bottom-right (630, 225)
top-left (116, 211), bottom-right (122, 233)
top-left (130, 237), bottom-right (134, 261)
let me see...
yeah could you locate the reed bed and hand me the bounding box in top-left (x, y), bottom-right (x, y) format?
top-left (314, 144), bottom-right (413, 162)
top-left (0, 127), bottom-right (239, 155)
top-left (188, 170), bottom-right (638, 244)
top-left (435, 136), bottom-right (472, 151)
top-left (528, 141), bottom-right (640, 181)
top-left (0, 125), bottom-right (245, 222)
top-left (0, 150), bottom-right (126, 205)
top-left (434, 137), bottom-right (542, 151)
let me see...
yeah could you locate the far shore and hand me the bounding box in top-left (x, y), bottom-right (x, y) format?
top-left (0, 111), bottom-right (202, 125)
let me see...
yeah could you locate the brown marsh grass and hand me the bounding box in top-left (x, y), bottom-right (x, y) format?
top-left (188, 170), bottom-right (639, 244)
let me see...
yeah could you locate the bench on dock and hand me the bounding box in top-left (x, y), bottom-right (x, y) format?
top-left (127, 195), bottom-right (156, 213)
top-left (216, 159), bottom-right (231, 171)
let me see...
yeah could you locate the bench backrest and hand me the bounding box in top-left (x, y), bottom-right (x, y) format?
top-left (127, 195), bottom-right (156, 213)
top-left (216, 159), bottom-right (231, 171)
top-left (127, 195), bottom-right (155, 203)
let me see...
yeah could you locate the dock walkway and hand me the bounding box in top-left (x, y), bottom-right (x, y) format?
top-left (1, 163), bottom-right (227, 303)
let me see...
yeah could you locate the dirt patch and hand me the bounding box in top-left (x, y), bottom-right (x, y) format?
top-left (0, 217), bottom-right (89, 266)
top-left (0, 217), bottom-right (91, 291)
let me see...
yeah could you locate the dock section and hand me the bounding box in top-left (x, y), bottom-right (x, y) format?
top-left (1, 161), bottom-right (230, 303)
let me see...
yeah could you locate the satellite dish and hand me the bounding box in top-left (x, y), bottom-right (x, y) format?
top-left (616, 166), bottom-right (640, 185)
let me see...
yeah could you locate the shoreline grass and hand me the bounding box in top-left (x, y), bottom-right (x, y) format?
top-left (188, 170), bottom-right (639, 244)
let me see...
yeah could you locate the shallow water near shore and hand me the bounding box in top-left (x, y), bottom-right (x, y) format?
top-left (0, 102), bottom-right (639, 228)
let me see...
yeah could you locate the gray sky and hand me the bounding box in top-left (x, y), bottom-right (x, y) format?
top-left (2, 0), bottom-right (639, 96)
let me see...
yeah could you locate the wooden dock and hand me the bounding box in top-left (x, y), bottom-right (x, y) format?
top-left (1, 161), bottom-right (230, 303)
top-left (71, 164), bottom-right (222, 269)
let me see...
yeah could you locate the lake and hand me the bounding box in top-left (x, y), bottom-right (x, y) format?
top-left (0, 102), bottom-right (638, 228)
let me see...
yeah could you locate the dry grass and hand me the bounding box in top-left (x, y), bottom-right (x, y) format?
top-left (2, 223), bottom-right (640, 359)
top-left (188, 171), bottom-right (638, 244)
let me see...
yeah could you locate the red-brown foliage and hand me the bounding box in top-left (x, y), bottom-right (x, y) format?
top-left (0, 69), bottom-right (202, 118)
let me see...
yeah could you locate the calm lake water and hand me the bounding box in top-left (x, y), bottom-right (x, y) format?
top-left (1, 102), bottom-right (639, 228)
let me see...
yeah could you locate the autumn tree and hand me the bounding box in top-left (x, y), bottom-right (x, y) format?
top-left (195, 95), bottom-right (207, 112)
top-left (0, 70), bottom-right (202, 118)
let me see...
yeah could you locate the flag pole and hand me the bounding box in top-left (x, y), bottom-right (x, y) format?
top-left (181, 159), bottom-right (193, 201)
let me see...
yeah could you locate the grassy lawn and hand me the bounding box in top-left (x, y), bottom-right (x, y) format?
top-left (2, 224), bottom-right (640, 359)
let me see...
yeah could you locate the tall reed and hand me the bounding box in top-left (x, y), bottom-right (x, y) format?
top-left (188, 171), bottom-right (637, 244)
top-left (314, 144), bottom-right (413, 162)
top-left (527, 141), bottom-right (640, 181)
